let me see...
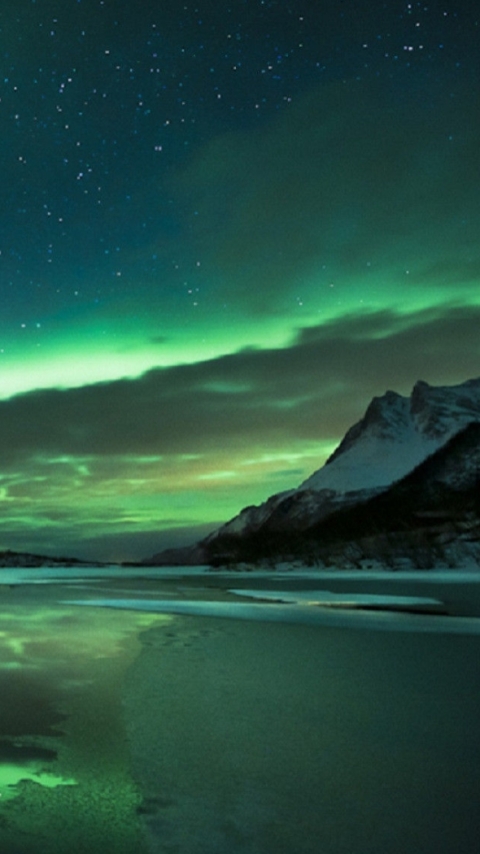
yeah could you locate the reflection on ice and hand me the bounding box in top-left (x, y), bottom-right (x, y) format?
top-left (0, 764), bottom-right (76, 802)
top-left (64, 596), bottom-right (480, 634)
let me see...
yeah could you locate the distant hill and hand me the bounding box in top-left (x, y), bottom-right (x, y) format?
top-left (0, 550), bottom-right (101, 568)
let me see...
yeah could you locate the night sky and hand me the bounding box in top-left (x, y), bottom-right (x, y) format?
top-left (1, 0), bottom-right (479, 561)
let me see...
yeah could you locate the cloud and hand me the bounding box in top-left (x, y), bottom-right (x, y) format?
top-left (0, 304), bottom-right (479, 468)
top-left (171, 75), bottom-right (480, 313)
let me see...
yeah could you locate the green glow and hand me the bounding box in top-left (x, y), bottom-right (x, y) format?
top-left (0, 434), bottom-right (337, 561)
top-left (0, 309), bottom-right (294, 399)
top-left (1, 238), bottom-right (479, 402)
top-left (0, 765), bottom-right (77, 803)
top-left (1, 273), bottom-right (478, 402)
top-left (198, 470), bottom-right (237, 481)
top-left (240, 444), bottom-right (338, 468)
top-left (0, 604), bottom-right (169, 851)
top-left (0, 203), bottom-right (478, 560)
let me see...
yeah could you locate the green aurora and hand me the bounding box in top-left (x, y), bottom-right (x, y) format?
top-left (0, 2), bottom-right (479, 559)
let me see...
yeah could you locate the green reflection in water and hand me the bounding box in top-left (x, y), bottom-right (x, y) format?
top-left (0, 765), bottom-right (76, 802)
top-left (0, 598), bottom-right (171, 854)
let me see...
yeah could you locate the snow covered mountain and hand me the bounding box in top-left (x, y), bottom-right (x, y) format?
top-left (146, 377), bottom-right (480, 566)
top-left (206, 377), bottom-right (480, 542)
top-left (301, 377), bottom-right (480, 492)
top-left (302, 420), bottom-right (480, 570)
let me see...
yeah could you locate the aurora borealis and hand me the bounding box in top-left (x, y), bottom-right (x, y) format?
top-left (1, 1), bottom-right (479, 560)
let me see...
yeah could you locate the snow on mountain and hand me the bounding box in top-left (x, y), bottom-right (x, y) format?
top-left (206, 377), bottom-right (480, 544)
top-left (301, 378), bottom-right (480, 493)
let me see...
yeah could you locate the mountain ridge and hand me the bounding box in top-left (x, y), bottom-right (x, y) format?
top-left (145, 377), bottom-right (480, 569)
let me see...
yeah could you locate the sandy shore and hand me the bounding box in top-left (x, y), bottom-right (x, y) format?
top-left (123, 611), bottom-right (480, 854)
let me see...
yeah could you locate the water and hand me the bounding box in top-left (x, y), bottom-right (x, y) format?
top-left (0, 566), bottom-right (479, 853)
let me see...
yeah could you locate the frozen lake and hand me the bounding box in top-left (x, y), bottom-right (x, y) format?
top-left (0, 566), bottom-right (479, 853)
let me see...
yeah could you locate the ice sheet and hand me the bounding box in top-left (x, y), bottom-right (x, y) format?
top-left (64, 596), bottom-right (480, 634)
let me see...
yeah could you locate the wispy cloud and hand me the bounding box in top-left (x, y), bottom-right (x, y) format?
top-left (171, 76), bottom-right (480, 314)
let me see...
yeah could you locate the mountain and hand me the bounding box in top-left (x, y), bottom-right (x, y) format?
top-left (216, 422), bottom-right (480, 570)
top-left (301, 378), bottom-right (480, 492)
top-left (145, 377), bottom-right (480, 568)
top-left (0, 550), bottom-right (101, 568)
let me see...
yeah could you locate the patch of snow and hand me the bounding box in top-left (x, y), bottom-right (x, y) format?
top-left (301, 377), bottom-right (480, 494)
top-left (301, 430), bottom-right (439, 492)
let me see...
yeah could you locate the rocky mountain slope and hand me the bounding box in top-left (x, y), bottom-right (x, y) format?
top-left (146, 377), bottom-right (480, 568)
